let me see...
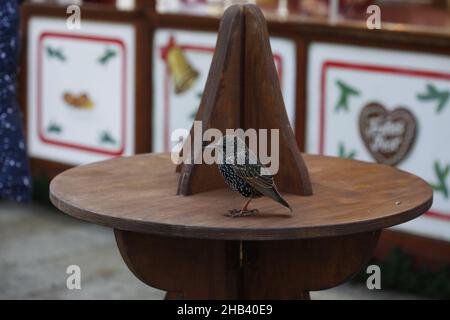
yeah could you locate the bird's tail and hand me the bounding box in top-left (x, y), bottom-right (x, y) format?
top-left (272, 188), bottom-right (292, 212)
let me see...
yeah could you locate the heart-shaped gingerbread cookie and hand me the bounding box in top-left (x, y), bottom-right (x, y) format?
top-left (359, 102), bottom-right (417, 166)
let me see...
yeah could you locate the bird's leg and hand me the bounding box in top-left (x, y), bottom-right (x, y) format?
top-left (226, 198), bottom-right (258, 217)
top-left (242, 198), bottom-right (252, 211)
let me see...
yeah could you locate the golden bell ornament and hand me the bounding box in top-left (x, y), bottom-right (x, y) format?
top-left (167, 45), bottom-right (199, 94)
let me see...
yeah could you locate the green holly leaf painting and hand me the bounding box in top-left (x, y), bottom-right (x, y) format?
top-left (100, 131), bottom-right (117, 145)
top-left (335, 79), bottom-right (360, 112)
top-left (430, 161), bottom-right (450, 199)
top-left (190, 91), bottom-right (203, 120)
top-left (98, 48), bottom-right (117, 65)
top-left (417, 83), bottom-right (449, 113)
top-left (338, 143), bottom-right (357, 159)
top-left (47, 123), bottom-right (62, 134)
top-left (46, 46), bottom-right (66, 62)
top-left (190, 109), bottom-right (198, 120)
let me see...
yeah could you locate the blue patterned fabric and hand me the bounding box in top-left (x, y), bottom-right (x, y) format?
top-left (0, 0), bottom-right (31, 202)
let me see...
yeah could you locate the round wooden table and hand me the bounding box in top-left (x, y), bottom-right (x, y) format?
top-left (50, 153), bottom-right (432, 299)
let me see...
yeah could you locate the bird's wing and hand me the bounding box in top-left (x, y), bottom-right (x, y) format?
top-left (230, 143), bottom-right (292, 210)
top-left (233, 148), bottom-right (275, 192)
top-left (235, 163), bottom-right (274, 189)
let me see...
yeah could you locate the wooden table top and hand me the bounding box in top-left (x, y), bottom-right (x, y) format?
top-left (50, 153), bottom-right (432, 240)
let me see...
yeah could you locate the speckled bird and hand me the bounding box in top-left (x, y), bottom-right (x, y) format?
top-left (206, 135), bottom-right (292, 217)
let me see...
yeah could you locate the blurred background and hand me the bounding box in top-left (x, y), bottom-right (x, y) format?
top-left (1, 0), bottom-right (450, 299)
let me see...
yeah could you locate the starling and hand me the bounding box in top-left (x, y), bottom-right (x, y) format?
top-left (206, 135), bottom-right (292, 217)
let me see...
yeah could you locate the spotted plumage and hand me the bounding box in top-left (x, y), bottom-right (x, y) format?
top-left (218, 163), bottom-right (259, 198)
top-left (207, 135), bottom-right (292, 217)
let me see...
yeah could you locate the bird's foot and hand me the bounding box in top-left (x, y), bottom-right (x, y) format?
top-left (225, 208), bottom-right (259, 218)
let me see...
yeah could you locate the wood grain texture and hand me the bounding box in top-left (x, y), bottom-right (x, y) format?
top-left (50, 153), bottom-right (432, 240)
top-left (115, 230), bottom-right (240, 299)
top-left (114, 229), bottom-right (379, 299)
top-left (177, 4), bottom-right (312, 196)
top-left (241, 231), bottom-right (380, 299)
top-left (243, 5), bottom-right (312, 195)
top-left (177, 5), bottom-right (244, 195)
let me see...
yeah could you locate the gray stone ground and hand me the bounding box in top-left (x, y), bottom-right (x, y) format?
top-left (0, 201), bottom-right (422, 300)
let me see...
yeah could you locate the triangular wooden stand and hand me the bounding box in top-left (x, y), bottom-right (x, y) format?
top-left (177, 4), bottom-right (312, 197)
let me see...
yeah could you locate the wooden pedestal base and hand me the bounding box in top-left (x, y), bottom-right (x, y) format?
top-left (50, 154), bottom-right (431, 299)
top-left (114, 229), bottom-right (380, 300)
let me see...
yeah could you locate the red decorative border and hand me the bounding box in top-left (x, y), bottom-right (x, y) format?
top-left (160, 42), bottom-right (283, 152)
top-left (320, 60), bottom-right (450, 222)
top-left (37, 32), bottom-right (127, 156)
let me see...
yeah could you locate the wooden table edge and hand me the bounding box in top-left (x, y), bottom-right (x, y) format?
top-left (49, 186), bottom-right (433, 241)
